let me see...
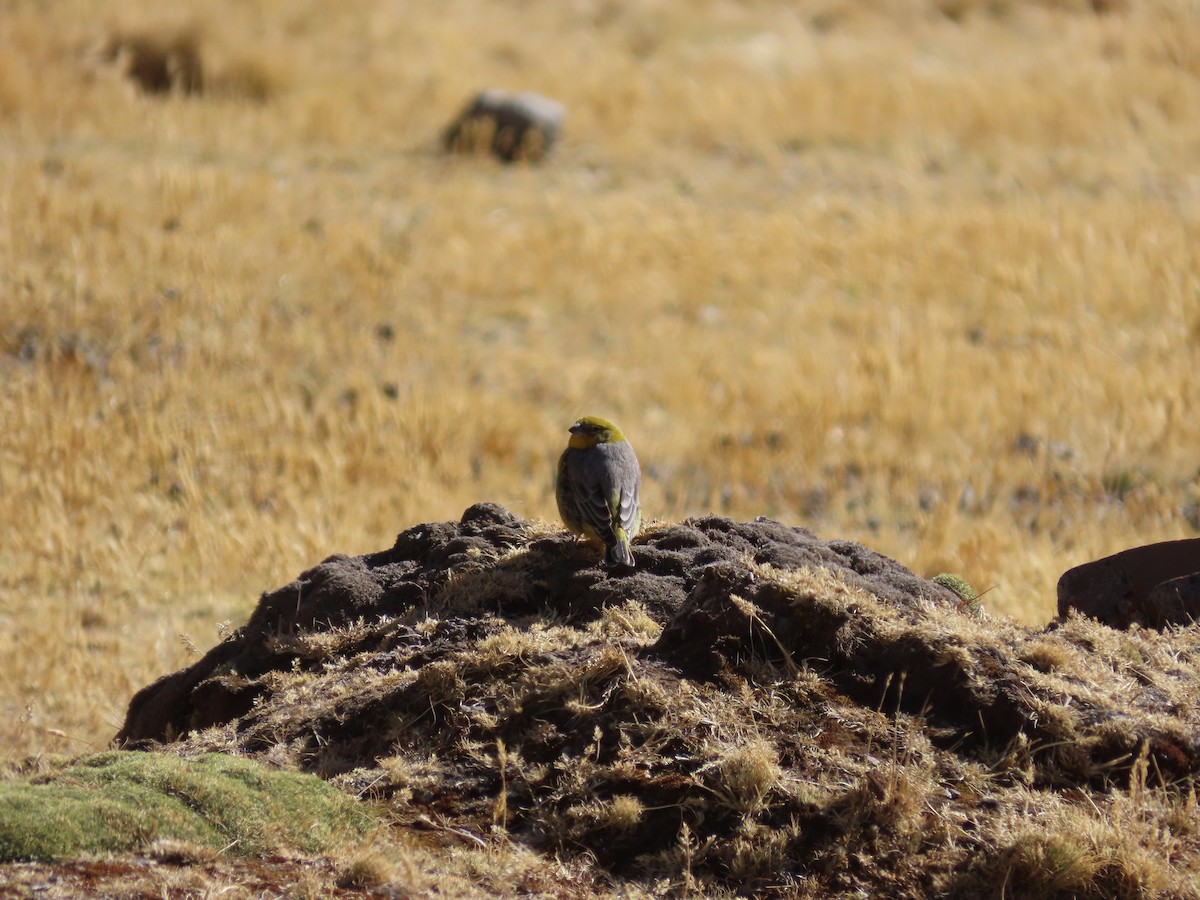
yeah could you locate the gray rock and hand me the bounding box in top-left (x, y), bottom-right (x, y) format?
top-left (443, 90), bottom-right (565, 162)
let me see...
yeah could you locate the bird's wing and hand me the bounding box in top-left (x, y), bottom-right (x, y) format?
top-left (577, 474), bottom-right (621, 541)
top-left (618, 477), bottom-right (640, 536)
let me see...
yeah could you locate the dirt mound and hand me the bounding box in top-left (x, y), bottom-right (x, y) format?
top-left (118, 504), bottom-right (1200, 897)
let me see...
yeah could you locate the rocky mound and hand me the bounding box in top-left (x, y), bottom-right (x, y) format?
top-left (118, 505), bottom-right (1200, 898)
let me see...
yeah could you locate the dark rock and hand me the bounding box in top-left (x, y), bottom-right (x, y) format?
top-left (443, 90), bottom-right (565, 163)
top-left (96, 28), bottom-right (205, 96)
top-left (1056, 539), bottom-right (1200, 628)
top-left (1144, 571), bottom-right (1200, 628)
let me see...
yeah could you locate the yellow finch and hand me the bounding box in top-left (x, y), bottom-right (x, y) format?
top-left (556, 416), bottom-right (642, 568)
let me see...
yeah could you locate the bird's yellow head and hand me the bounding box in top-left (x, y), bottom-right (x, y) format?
top-left (567, 416), bottom-right (626, 449)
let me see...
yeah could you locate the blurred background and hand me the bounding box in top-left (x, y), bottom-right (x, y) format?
top-left (1, 0), bottom-right (1197, 757)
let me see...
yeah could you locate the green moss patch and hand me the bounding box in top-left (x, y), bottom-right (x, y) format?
top-left (0, 751), bottom-right (376, 862)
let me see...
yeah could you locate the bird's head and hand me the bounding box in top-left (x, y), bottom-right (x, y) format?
top-left (568, 416), bottom-right (626, 448)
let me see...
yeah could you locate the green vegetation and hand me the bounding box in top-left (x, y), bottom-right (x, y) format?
top-left (932, 571), bottom-right (983, 615)
top-left (0, 752), bottom-right (376, 861)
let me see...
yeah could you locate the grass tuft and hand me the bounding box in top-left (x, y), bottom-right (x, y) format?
top-left (0, 751), bottom-right (376, 862)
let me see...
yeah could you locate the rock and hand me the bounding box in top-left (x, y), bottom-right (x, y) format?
top-left (1144, 571), bottom-right (1200, 628)
top-left (443, 90), bottom-right (565, 162)
top-left (1056, 538), bottom-right (1200, 628)
top-left (95, 28), bottom-right (205, 96)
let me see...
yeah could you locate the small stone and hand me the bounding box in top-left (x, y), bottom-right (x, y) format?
top-left (443, 89), bottom-right (565, 163)
top-left (1056, 539), bottom-right (1200, 628)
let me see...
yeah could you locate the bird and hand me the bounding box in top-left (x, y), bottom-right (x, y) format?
top-left (556, 416), bottom-right (642, 568)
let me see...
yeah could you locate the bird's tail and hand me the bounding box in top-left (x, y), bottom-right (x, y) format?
top-left (604, 528), bottom-right (635, 568)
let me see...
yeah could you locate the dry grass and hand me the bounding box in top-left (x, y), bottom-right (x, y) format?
top-left (1, 0), bottom-right (1198, 765)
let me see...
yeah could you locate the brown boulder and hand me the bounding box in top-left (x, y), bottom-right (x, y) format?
top-left (1144, 571), bottom-right (1200, 627)
top-left (96, 28), bottom-right (205, 96)
top-left (1056, 539), bottom-right (1200, 628)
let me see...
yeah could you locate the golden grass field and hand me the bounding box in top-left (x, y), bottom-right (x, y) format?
top-left (1, 0), bottom-right (1198, 761)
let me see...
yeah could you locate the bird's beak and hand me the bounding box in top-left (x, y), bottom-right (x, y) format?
top-left (569, 422), bottom-right (583, 435)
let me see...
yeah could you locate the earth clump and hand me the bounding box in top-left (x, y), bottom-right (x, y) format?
top-left (117, 504), bottom-right (1200, 897)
